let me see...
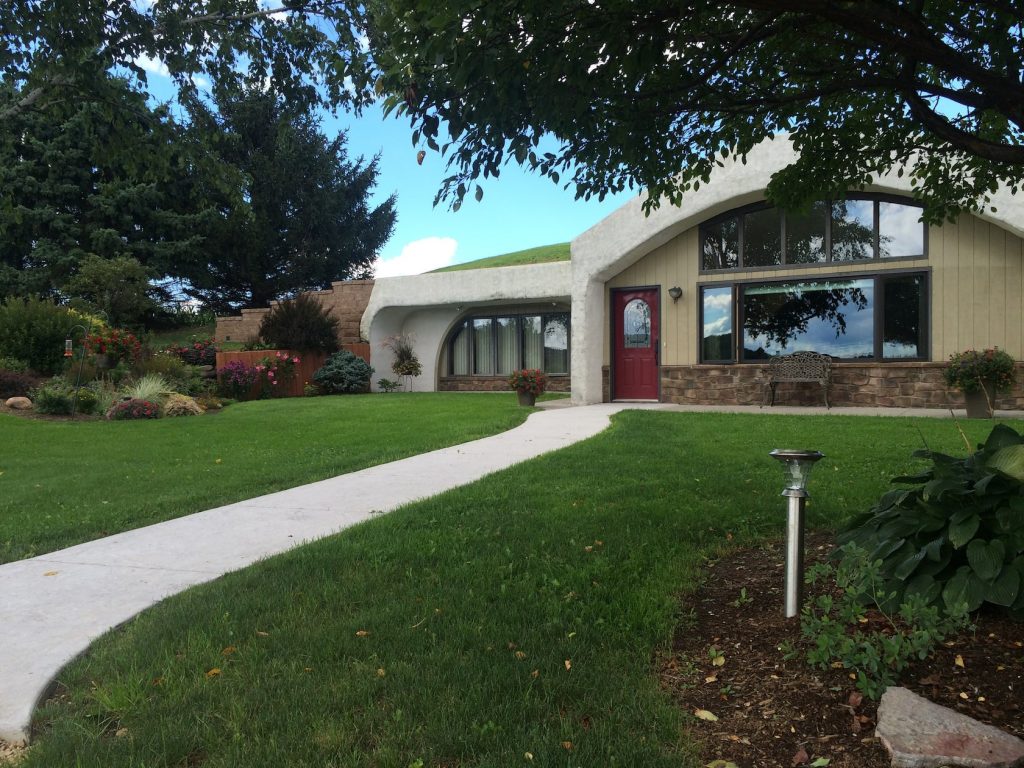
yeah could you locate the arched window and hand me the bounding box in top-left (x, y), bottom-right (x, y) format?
top-left (448, 312), bottom-right (570, 376)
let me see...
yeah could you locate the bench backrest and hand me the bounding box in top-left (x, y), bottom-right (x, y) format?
top-left (767, 351), bottom-right (832, 379)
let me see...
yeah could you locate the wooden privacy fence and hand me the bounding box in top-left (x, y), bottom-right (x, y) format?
top-left (215, 344), bottom-right (370, 398)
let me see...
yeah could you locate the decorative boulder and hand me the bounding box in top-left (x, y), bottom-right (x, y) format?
top-left (5, 396), bottom-right (32, 410)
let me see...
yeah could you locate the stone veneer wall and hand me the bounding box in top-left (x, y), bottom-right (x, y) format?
top-left (438, 376), bottom-right (571, 393)
top-left (656, 363), bottom-right (1024, 410)
top-left (215, 280), bottom-right (375, 345)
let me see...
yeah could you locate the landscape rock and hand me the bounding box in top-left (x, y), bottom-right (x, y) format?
top-left (876, 687), bottom-right (1024, 768)
top-left (4, 397), bottom-right (32, 410)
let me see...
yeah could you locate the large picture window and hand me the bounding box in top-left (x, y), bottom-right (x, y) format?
top-left (699, 272), bottom-right (927, 362)
top-left (448, 312), bottom-right (571, 376)
top-left (701, 195), bottom-right (925, 271)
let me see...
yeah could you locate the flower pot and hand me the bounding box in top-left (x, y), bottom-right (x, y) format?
top-left (516, 390), bottom-right (537, 407)
top-left (963, 381), bottom-right (996, 418)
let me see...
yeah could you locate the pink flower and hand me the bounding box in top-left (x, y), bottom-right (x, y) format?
top-left (292, 357), bottom-right (300, 363)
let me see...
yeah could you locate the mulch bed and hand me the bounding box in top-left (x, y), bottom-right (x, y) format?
top-left (659, 534), bottom-right (1024, 768)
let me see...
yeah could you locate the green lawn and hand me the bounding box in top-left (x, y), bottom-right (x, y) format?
top-left (0, 393), bottom-right (536, 563)
top-left (431, 242), bottom-right (570, 272)
top-left (21, 412), bottom-right (1021, 767)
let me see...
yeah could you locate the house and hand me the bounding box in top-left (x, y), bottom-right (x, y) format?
top-left (219, 137), bottom-right (1024, 410)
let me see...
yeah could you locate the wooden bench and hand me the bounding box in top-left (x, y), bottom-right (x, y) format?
top-left (763, 351), bottom-right (832, 408)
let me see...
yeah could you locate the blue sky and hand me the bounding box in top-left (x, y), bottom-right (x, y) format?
top-left (137, 58), bottom-right (634, 276)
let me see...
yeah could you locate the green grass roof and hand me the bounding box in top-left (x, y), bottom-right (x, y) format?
top-left (431, 242), bottom-right (570, 273)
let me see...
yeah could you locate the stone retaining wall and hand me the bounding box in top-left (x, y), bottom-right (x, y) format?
top-left (657, 362), bottom-right (1024, 410)
top-left (215, 280), bottom-right (375, 346)
top-left (438, 376), bottom-right (572, 393)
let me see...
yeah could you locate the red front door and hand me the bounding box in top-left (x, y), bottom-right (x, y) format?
top-left (613, 288), bottom-right (660, 400)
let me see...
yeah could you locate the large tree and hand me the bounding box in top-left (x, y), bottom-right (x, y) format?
top-left (176, 87), bottom-right (396, 311)
top-left (363, 0), bottom-right (1024, 221)
top-left (0, 78), bottom-right (207, 298)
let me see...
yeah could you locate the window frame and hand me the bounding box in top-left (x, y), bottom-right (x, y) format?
top-left (699, 194), bottom-right (928, 275)
top-left (447, 310), bottom-right (572, 377)
top-left (697, 268), bottom-right (930, 364)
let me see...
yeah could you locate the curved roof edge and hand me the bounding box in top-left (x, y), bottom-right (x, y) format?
top-left (361, 261), bottom-right (572, 340)
top-left (570, 135), bottom-right (1024, 285)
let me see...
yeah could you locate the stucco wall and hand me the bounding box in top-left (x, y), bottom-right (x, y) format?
top-left (362, 262), bottom-right (572, 392)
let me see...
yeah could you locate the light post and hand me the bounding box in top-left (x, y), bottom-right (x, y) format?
top-left (768, 448), bottom-right (824, 618)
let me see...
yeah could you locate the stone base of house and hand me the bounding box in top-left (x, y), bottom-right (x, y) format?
top-left (656, 362), bottom-right (1024, 410)
top-left (438, 376), bottom-right (571, 393)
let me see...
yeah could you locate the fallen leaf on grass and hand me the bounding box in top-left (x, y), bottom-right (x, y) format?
top-left (515, 651), bottom-right (527, 660)
top-left (205, 668), bottom-right (221, 678)
top-left (706, 761), bottom-right (740, 768)
top-left (955, 654), bottom-right (965, 668)
top-left (705, 675), bottom-right (718, 683)
top-left (43, 571), bottom-right (58, 577)
top-left (355, 630), bottom-right (370, 637)
top-left (221, 646), bottom-right (236, 656)
top-left (561, 741), bottom-right (573, 751)
top-left (255, 630), bottom-right (269, 637)
top-left (792, 746), bottom-right (809, 765)
top-left (564, 659), bottom-right (572, 671)
top-left (847, 691), bottom-right (863, 708)
top-left (712, 655), bottom-right (725, 667)
top-left (810, 759), bottom-right (831, 767)
top-left (694, 709), bottom-right (719, 722)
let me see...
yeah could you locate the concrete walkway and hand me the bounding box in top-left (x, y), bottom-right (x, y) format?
top-left (1, 400), bottom-right (1020, 745)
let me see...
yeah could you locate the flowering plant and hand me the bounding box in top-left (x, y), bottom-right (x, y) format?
top-left (508, 368), bottom-right (547, 395)
top-left (106, 398), bottom-right (161, 420)
top-left (944, 348), bottom-right (1016, 393)
top-left (218, 360), bottom-right (260, 399)
top-left (254, 351), bottom-right (300, 397)
top-left (85, 328), bottom-right (142, 363)
top-left (166, 336), bottom-right (217, 366)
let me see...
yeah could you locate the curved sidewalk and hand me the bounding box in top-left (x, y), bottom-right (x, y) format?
top-left (0, 402), bottom-right (651, 745)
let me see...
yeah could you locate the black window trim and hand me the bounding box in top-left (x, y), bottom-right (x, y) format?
top-left (697, 267), bottom-right (931, 364)
top-left (698, 193), bottom-right (929, 275)
top-left (447, 310), bottom-right (571, 377)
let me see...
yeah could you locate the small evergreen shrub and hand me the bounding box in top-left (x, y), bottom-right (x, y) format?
top-left (313, 350), bottom-right (373, 394)
top-left (31, 379), bottom-right (75, 415)
top-left (0, 297), bottom-right (78, 375)
top-left (107, 398), bottom-right (162, 420)
top-left (163, 393), bottom-right (204, 417)
top-left (838, 423), bottom-right (1024, 618)
top-left (0, 370), bottom-right (42, 399)
top-left (258, 294), bottom-right (340, 353)
top-left (376, 377), bottom-right (401, 393)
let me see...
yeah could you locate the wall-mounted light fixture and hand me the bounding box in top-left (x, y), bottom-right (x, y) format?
top-left (668, 286), bottom-right (683, 302)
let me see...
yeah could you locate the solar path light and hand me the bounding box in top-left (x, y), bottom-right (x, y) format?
top-left (768, 449), bottom-right (825, 618)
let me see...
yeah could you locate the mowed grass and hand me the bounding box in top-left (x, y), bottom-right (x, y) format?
top-left (22, 412), bottom-right (1021, 767)
top-left (0, 393), bottom-right (535, 563)
top-left (431, 242), bottom-right (570, 272)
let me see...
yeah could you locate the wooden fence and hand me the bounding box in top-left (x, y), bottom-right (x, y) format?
top-left (215, 344), bottom-right (370, 398)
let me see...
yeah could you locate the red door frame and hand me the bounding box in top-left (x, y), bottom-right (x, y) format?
top-left (611, 286), bottom-right (661, 400)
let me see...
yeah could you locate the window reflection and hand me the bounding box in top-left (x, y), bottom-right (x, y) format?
top-left (623, 299), bottom-right (651, 348)
top-left (785, 202), bottom-right (828, 264)
top-left (879, 203), bottom-right (924, 258)
top-left (831, 200), bottom-right (875, 261)
top-left (702, 286), bottom-right (733, 361)
top-left (882, 274), bottom-right (924, 357)
top-left (702, 217), bottom-right (739, 270)
top-left (544, 315), bottom-right (570, 373)
top-left (743, 208), bottom-right (782, 267)
top-left (742, 279), bottom-right (874, 360)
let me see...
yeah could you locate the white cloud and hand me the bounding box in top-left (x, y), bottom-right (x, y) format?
top-left (135, 53), bottom-right (169, 77)
top-left (374, 237), bottom-right (458, 277)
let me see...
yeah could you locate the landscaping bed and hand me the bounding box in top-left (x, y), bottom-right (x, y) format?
top-left (661, 534), bottom-right (1024, 768)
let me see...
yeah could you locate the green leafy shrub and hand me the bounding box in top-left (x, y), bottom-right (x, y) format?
top-left (0, 356), bottom-right (28, 373)
top-left (377, 377), bottom-right (401, 393)
top-left (106, 398), bottom-right (162, 420)
top-left (62, 254), bottom-right (158, 328)
top-left (0, 297), bottom-right (78, 375)
top-left (313, 350), bottom-right (373, 394)
top-left (792, 543), bottom-right (970, 700)
top-left (258, 294), bottom-right (340, 353)
top-left (31, 379), bottom-right (75, 415)
top-left (0, 370), bottom-right (42, 399)
top-left (163, 393), bottom-right (204, 417)
top-left (838, 423), bottom-right (1024, 617)
top-left (73, 387), bottom-right (99, 415)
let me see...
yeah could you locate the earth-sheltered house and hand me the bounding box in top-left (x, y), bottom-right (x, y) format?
top-left (217, 137), bottom-right (1024, 410)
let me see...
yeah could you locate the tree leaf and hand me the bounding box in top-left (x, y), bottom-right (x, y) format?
top-left (694, 709), bottom-right (719, 722)
top-left (948, 514), bottom-right (980, 548)
top-left (988, 445), bottom-right (1024, 481)
top-left (966, 539), bottom-right (1005, 581)
top-left (986, 565), bottom-right (1020, 607)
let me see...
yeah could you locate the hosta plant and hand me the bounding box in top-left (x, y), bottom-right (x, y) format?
top-left (838, 423), bottom-right (1024, 618)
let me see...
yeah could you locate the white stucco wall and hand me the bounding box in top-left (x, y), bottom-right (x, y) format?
top-left (569, 136), bottom-right (1024, 404)
top-left (363, 261), bottom-right (572, 391)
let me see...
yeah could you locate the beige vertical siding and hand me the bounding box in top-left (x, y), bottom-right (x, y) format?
top-left (603, 213), bottom-right (1024, 366)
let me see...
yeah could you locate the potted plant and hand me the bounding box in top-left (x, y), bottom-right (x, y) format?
top-left (508, 368), bottom-right (547, 406)
top-left (944, 347), bottom-right (1016, 418)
